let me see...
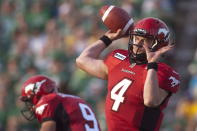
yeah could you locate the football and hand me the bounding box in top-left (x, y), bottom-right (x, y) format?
top-left (99, 5), bottom-right (134, 35)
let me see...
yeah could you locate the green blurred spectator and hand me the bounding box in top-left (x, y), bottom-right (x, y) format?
top-left (25, 1), bottom-right (50, 32)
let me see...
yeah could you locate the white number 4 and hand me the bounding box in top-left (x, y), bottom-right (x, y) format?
top-left (111, 79), bottom-right (132, 111)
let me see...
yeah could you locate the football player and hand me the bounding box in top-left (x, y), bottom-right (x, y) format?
top-left (76, 17), bottom-right (180, 131)
top-left (20, 75), bottom-right (100, 131)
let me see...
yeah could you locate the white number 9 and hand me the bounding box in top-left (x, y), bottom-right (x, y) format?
top-left (79, 103), bottom-right (99, 131)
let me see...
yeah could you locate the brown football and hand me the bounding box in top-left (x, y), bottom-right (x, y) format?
top-left (99, 5), bottom-right (134, 35)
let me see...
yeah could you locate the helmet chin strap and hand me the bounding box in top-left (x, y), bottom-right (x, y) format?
top-left (129, 50), bottom-right (148, 65)
top-left (151, 40), bottom-right (157, 50)
top-left (150, 40), bottom-right (158, 52)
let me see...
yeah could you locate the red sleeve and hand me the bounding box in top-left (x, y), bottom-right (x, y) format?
top-left (157, 63), bottom-right (180, 93)
top-left (35, 94), bottom-right (59, 123)
top-left (104, 49), bottom-right (128, 72)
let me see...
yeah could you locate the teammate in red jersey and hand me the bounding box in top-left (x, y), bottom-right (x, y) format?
top-left (20, 75), bottom-right (100, 131)
top-left (76, 17), bottom-right (180, 131)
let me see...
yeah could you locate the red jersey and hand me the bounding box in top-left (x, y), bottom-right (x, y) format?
top-left (34, 93), bottom-right (100, 131)
top-left (104, 49), bottom-right (180, 131)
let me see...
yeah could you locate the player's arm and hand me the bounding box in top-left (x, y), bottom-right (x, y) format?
top-left (76, 40), bottom-right (108, 79)
top-left (143, 69), bottom-right (168, 107)
top-left (40, 120), bottom-right (56, 131)
top-left (143, 41), bottom-right (174, 107)
top-left (76, 29), bottom-right (123, 79)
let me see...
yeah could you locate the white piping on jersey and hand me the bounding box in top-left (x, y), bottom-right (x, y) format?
top-left (57, 93), bottom-right (80, 99)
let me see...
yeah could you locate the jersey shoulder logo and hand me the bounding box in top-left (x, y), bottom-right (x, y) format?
top-left (114, 53), bottom-right (126, 60)
top-left (36, 104), bottom-right (48, 115)
top-left (169, 76), bottom-right (180, 87)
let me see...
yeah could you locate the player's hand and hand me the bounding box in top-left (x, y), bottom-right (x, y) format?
top-left (143, 43), bottom-right (174, 63)
top-left (105, 29), bottom-right (124, 41)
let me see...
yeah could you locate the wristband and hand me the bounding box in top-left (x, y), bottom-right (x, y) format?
top-left (147, 62), bottom-right (158, 71)
top-left (100, 35), bottom-right (112, 47)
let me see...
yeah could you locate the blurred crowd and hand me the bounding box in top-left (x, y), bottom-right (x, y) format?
top-left (0, 0), bottom-right (196, 131)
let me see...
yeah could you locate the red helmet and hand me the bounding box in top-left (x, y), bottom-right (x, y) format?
top-left (132, 17), bottom-right (170, 51)
top-left (128, 17), bottom-right (170, 64)
top-left (21, 75), bottom-right (56, 105)
top-left (20, 75), bottom-right (56, 120)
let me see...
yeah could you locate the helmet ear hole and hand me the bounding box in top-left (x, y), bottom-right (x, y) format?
top-left (20, 96), bottom-right (29, 102)
top-left (36, 95), bottom-right (41, 101)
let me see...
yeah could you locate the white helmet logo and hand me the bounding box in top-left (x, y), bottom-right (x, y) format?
top-left (158, 28), bottom-right (169, 37)
top-left (25, 79), bottom-right (47, 94)
top-left (25, 84), bottom-right (34, 94)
